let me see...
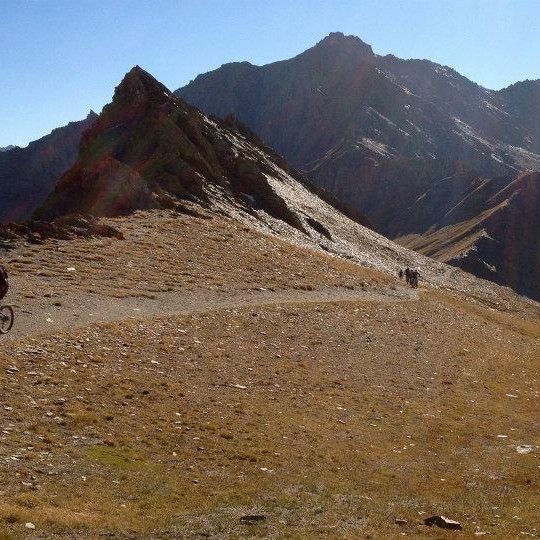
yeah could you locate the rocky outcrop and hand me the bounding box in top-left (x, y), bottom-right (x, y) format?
top-left (0, 214), bottom-right (123, 249)
top-left (36, 67), bottom-right (369, 242)
top-left (0, 112), bottom-right (97, 223)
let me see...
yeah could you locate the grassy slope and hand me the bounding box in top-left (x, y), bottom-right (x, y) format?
top-left (0, 212), bottom-right (539, 539)
top-left (6, 211), bottom-right (383, 302)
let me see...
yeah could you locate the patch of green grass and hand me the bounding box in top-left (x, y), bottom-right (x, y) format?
top-left (85, 446), bottom-right (146, 470)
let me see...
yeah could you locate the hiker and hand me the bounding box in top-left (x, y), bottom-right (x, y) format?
top-left (404, 267), bottom-right (411, 285)
top-left (0, 264), bottom-right (8, 302)
top-left (410, 268), bottom-right (420, 288)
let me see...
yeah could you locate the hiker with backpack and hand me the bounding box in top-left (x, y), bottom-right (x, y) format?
top-left (410, 268), bottom-right (420, 288)
top-left (404, 267), bottom-right (411, 285)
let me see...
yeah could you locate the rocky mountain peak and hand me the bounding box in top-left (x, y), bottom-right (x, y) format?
top-left (85, 66), bottom-right (184, 140)
top-left (37, 67), bottom-right (367, 236)
top-left (313, 31), bottom-right (374, 58)
top-left (112, 65), bottom-right (172, 107)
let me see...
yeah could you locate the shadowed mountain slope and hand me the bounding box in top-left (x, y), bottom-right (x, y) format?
top-left (397, 171), bottom-right (540, 299)
top-left (0, 113), bottom-right (97, 223)
top-left (175, 32), bottom-right (540, 299)
top-left (177, 32), bottom-right (540, 175)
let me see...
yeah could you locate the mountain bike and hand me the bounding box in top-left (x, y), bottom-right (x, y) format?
top-left (0, 305), bottom-right (14, 334)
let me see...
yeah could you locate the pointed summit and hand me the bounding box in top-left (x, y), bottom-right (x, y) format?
top-left (113, 65), bottom-right (171, 105)
top-left (88, 66), bottom-right (181, 137)
top-left (313, 32), bottom-right (374, 58)
top-left (37, 68), bottom-right (322, 232)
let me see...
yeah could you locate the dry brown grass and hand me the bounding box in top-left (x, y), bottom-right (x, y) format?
top-left (6, 210), bottom-right (386, 305)
top-left (1, 293), bottom-right (539, 538)
top-left (0, 210), bottom-right (539, 538)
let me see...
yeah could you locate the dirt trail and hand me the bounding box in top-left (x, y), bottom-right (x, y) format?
top-left (2, 284), bottom-right (418, 341)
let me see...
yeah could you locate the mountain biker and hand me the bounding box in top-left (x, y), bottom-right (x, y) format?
top-left (0, 265), bottom-right (8, 301)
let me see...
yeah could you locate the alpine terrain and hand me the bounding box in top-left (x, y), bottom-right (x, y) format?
top-left (0, 66), bottom-right (539, 538)
top-left (176, 32), bottom-right (540, 300)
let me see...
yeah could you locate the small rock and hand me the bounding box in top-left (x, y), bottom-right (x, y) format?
top-left (395, 518), bottom-right (408, 525)
top-left (516, 445), bottom-right (534, 454)
top-left (424, 515), bottom-right (462, 530)
top-left (25, 522), bottom-right (36, 529)
top-left (240, 514), bottom-right (267, 524)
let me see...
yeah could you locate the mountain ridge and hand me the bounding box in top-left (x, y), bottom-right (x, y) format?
top-left (175, 31), bottom-right (540, 299)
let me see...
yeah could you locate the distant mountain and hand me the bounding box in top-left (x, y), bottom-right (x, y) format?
top-left (0, 112), bottom-right (97, 223)
top-left (177, 32), bottom-right (540, 174)
top-left (175, 32), bottom-right (540, 299)
top-left (0, 145), bottom-right (17, 152)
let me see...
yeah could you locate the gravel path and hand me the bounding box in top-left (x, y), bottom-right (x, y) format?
top-left (2, 283), bottom-right (418, 342)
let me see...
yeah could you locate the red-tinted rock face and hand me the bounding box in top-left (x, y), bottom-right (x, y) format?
top-left (36, 67), bottom-right (367, 237)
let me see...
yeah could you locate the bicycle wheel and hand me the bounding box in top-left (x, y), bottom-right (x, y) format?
top-left (0, 305), bottom-right (14, 334)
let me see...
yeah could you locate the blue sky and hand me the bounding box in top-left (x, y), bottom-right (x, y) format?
top-left (1, 0), bottom-right (539, 148)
